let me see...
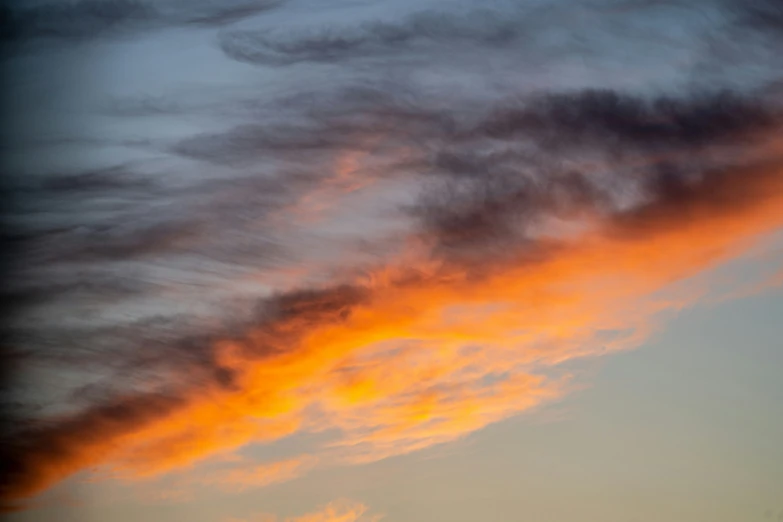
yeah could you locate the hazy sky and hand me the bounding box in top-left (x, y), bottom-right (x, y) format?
top-left (1, 1), bottom-right (782, 521)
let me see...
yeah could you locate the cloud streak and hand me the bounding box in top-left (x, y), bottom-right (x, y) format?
top-left (227, 499), bottom-right (382, 522)
top-left (185, 455), bottom-right (318, 493)
top-left (0, 0), bottom-right (285, 45)
top-left (218, 8), bottom-right (539, 66)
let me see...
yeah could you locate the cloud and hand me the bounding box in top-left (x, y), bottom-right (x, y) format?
top-left (475, 89), bottom-right (775, 148)
top-left (192, 455), bottom-right (317, 493)
top-left (216, 0), bottom-right (747, 72)
top-left (0, 0), bottom-right (154, 43)
top-left (731, 0), bottom-right (783, 36)
top-left (3, 0), bottom-right (783, 513)
top-left (0, 392), bottom-right (184, 505)
top-left (218, 8), bottom-right (540, 66)
top-left (0, 0), bottom-right (285, 44)
top-left (227, 499), bottom-right (382, 522)
top-left (3, 106), bottom-right (782, 506)
top-left (1, 159), bottom-right (294, 351)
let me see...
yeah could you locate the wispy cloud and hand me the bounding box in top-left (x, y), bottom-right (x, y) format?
top-left (226, 499), bottom-right (382, 522)
top-left (218, 7), bottom-right (541, 66)
top-left (189, 455), bottom-right (318, 493)
top-left (0, 0), bottom-right (285, 44)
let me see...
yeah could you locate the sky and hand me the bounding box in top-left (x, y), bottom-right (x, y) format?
top-left (0, 0), bottom-right (782, 521)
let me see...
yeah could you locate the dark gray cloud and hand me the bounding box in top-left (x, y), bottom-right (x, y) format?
top-left (103, 95), bottom-right (183, 117)
top-left (182, 85), bottom-right (782, 270)
top-left (219, 8), bottom-right (539, 66)
top-left (173, 84), bottom-right (777, 167)
top-left (414, 89), bottom-right (781, 257)
top-left (0, 0), bottom-right (154, 43)
top-left (170, 85), bottom-right (780, 263)
top-left (474, 90), bottom-right (775, 149)
top-left (0, 391), bottom-right (185, 508)
top-left (730, 0), bottom-right (783, 35)
top-left (0, 0), bottom-right (284, 44)
top-left (2, 162), bottom-right (291, 267)
top-left (183, 0), bottom-right (284, 27)
top-left (216, 1), bottom-right (744, 71)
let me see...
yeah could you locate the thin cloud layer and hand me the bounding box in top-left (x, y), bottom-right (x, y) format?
top-left (2, 0), bottom-right (783, 514)
top-left (218, 8), bottom-right (539, 66)
top-left (216, 1), bottom-right (722, 68)
top-left (187, 455), bottom-right (318, 493)
top-left (227, 499), bottom-right (382, 522)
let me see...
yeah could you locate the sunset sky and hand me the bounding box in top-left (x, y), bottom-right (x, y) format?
top-left (1, 0), bottom-right (782, 521)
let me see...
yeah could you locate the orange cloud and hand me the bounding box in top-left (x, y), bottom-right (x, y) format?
top-left (3, 144), bottom-right (783, 508)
